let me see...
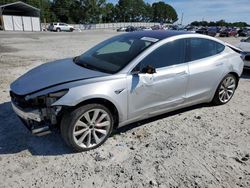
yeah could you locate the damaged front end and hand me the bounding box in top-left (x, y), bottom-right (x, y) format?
top-left (10, 90), bottom-right (68, 136)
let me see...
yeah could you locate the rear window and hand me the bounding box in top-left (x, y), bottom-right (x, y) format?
top-left (216, 42), bottom-right (225, 53)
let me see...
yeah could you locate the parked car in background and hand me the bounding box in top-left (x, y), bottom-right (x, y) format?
top-left (216, 27), bottom-right (222, 33)
top-left (238, 29), bottom-right (250, 37)
top-left (184, 25), bottom-right (197, 33)
top-left (116, 27), bottom-right (126, 32)
top-left (142, 26), bottom-right (152, 31)
top-left (134, 26), bottom-right (152, 31)
top-left (236, 37), bottom-right (250, 68)
top-left (151, 25), bottom-right (161, 30)
top-left (219, 28), bottom-right (237, 37)
top-left (125, 26), bottom-right (137, 32)
top-left (228, 29), bottom-right (237, 36)
top-left (168, 25), bottom-right (178, 30)
top-left (207, 27), bottom-right (217, 37)
top-left (219, 29), bottom-right (229, 37)
top-left (48, 23), bottom-right (74, 32)
top-left (172, 25), bottom-right (186, 31)
top-left (196, 27), bottom-right (208, 35)
top-left (10, 31), bottom-right (244, 152)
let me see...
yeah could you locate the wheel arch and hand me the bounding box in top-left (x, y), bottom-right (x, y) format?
top-left (63, 98), bottom-right (120, 129)
top-left (228, 71), bottom-right (240, 88)
top-left (210, 71), bottom-right (240, 103)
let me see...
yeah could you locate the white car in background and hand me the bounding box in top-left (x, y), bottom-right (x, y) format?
top-left (236, 37), bottom-right (250, 68)
top-left (48, 22), bottom-right (74, 32)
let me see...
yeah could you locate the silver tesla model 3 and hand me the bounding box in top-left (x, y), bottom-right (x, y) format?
top-left (10, 31), bottom-right (244, 151)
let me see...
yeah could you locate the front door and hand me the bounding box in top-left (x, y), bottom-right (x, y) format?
top-left (127, 38), bottom-right (189, 120)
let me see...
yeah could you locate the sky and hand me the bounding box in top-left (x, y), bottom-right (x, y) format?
top-left (107, 0), bottom-right (250, 25)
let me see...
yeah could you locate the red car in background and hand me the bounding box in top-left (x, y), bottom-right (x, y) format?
top-left (219, 28), bottom-right (237, 37)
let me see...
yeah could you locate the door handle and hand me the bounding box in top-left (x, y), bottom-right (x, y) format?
top-left (175, 71), bottom-right (187, 76)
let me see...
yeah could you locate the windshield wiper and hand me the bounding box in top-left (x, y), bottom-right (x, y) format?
top-left (75, 60), bottom-right (100, 72)
top-left (73, 56), bottom-right (111, 73)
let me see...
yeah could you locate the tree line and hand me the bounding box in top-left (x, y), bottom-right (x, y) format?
top-left (191, 20), bottom-right (249, 28)
top-left (0, 0), bottom-right (178, 24)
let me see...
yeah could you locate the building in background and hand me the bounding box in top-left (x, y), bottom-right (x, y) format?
top-left (0, 1), bottom-right (41, 31)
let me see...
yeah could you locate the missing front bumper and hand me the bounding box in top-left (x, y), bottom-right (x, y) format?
top-left (11, 102), bottom-right (42, 122)
top-left (11, 102), bottom-right (51, 136)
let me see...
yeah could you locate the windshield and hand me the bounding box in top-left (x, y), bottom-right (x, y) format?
top-left (74, 35), bottom-right (156, 74)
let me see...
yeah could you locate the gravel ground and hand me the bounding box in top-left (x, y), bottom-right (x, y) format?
top-left (0, 30), bottom-right (250, 188)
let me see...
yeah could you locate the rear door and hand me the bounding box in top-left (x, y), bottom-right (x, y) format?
top-left (186, 38), bottom-right (226, 103)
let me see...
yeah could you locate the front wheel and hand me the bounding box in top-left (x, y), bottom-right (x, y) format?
top-left (212, 74), bottom-right (237, 105)
top-left (61, 104), bottom-right (114, 152)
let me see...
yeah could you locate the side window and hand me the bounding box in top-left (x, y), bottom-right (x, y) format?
top-left (188, 38), bottom-right (225, 61)
top-left (140, 39), bottom-right (186, 69)
top-left (216, 42), bottom-right (225, 53)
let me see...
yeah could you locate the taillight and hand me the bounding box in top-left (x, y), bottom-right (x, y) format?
top-left (245, 54), bottom-right (250, 61)
top-left (241, 53), bottom-right (250, 61)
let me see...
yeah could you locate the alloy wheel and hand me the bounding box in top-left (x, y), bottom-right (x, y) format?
top-left (219, 76), bottom-right (236, 103)
top-left (73, 108), bottom-right (111, 148)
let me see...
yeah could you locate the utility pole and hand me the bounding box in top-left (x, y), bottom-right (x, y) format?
top-left (180, 12), bottom-right (183, 25)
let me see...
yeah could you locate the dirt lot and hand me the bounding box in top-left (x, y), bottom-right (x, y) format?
top-left (0, 30), bottom-right (250, 188)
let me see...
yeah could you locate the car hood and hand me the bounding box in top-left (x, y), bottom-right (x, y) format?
top-left (10, 58), bottom-right (109, 95)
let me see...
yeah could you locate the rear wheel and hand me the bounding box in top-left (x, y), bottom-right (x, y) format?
top-left (212, 74), bottom-right (237, 105)
top-left (61, 104), bottom-right (114, 152)
top-left (56, 28), bottom-right (61, 32)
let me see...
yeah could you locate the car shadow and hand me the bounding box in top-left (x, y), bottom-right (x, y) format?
top-left (114, 103), bottom-right (211, 135)
top-left (0, 100), bottom-right (213, 156)
top-left (241, 68), bottom-right (250, 79)
top-left (0, 101), bottom-right (72, 156)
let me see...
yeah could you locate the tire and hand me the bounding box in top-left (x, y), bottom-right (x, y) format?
top-left (212, 74), bottom-right (237, 105)
top-left (56, 28), bottom-right (61, 32)
top-left (70, 28), bottom-right (74, 32)
top-left (60, 104), bottom-right (114, 152)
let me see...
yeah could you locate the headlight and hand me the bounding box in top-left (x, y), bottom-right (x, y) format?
top-left (46, 90), bottom-right (69, 106)
top-left (48, 90), bottom-right (69, 98)
top-left (24, 89), bottom-right (69, 107)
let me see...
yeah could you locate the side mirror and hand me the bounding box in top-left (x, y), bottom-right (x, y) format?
top-left (131, 64), bottom-right (141, 75)
top-left (131, 70), bottom-right (140, 75)
top-left (141, 65), bottom-right (156, 74)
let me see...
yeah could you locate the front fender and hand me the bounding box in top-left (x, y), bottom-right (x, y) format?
top-left (52, 79), bottom-right (128, 123)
